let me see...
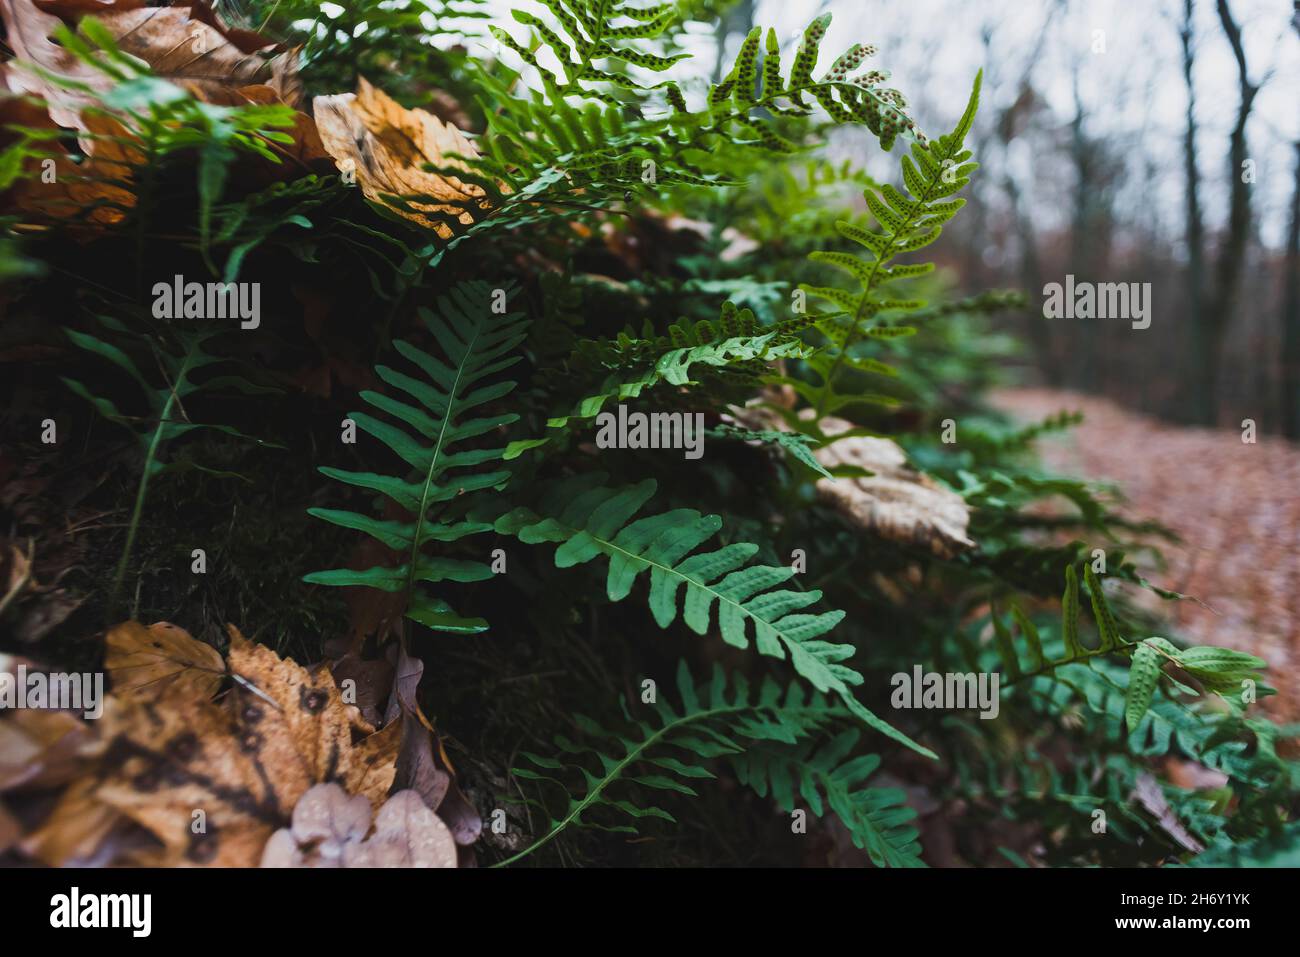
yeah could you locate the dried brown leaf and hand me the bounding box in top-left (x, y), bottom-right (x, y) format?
top-left (20, 625), bottom-right (401, 866)
top-left (812, 417), bottom-right (974, 559)
top-left (312, 77), bottom-right (486, 239)
top-left (104, 620), bottom-right (225, 702)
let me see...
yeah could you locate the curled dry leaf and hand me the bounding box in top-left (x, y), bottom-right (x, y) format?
top-left (0, 0), bottom-right (108, 131)
top-left (101, 3), bottom-right (302, 108)
top-left (262, 784), bottom-right (456, 868)
top-left (733, 406), bottom-right (975, 559)
top-left (329, 652), bottom-right (395, 730)
top-left (0, 655), bottom-right (104, 792)
top-left (1132, 771), bottom-right (1205, 854)
top-left (385, 643), bottom-right (481, 846)
top-left (104, 619), bottom-right (225, 701)
top-left (0, 0), bottom-right (302, 128)
top-left (812, 416), bottom-right (975, 559)
top-left (313, 77), bottom-right (486, 239)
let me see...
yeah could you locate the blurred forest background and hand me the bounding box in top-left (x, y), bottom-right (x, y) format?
top-left (690, 0), bottom-right (1300, 434)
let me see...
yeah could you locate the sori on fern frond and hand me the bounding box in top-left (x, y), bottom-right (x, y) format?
top-left (985, 564), bottom-right (1271, 735)
top-left (797, 70), bottom-right (982, 420)
top-left (303, 281), bottom-right (529, 634)
top-left (687, 14), bottom-right (927, 153)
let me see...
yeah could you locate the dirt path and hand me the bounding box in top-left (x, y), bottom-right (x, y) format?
top-left (993, 389), bottom-right (1300, 721)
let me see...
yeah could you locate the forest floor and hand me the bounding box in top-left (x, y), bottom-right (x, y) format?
top-left (993, 388), bottom-right (1300, 723)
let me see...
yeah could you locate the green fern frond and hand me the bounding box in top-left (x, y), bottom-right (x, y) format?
top-left (304, 281), bottom-right (528, 634)
top-left (708, 423), bottom-right (834, 479)
top-left (701, 16), bottom-right (926, 153)
top-left (1025, 660), bottom-right (1284, 788)
top-left (733, 730), bottom-right (924, 866)
top-left (802, 70), bottom-right (981, 416)
top-left (1191, 821), bottom-right (1300, 867)
top-left (546, 328), bottom-right (810, 431)
top-left (490, 0), bottom-right (685, 104)
top-left (61, 320), bottom-right (266, 609)
top-left (499, 659), bottom-right (920, 866)
top-left (569, 300), bottom-right (812, 373)
top-left (495, 475), bottom-right (936, 757)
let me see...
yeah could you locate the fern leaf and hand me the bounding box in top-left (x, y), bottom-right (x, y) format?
top-left (61, 321), bottom-right (264, 606)
top-left (733, 730), bottom-right (924, 866)
top-left (700, 14), bottom-right (923, 153)
top-left (499, 660), bottom-right (921, 866)
top-left (1125, 639), bottom-right (1164, 732)
top-left (496, 476), bottom-right (935, 757)
top-left (305, 281), bottom-right (527, 634)
top-left (801, 71), bottom-right (981, 415)
top-left (539, 301), bottom-right (812, 442)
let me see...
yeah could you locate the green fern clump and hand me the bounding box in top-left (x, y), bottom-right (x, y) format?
top-left (12, 0), bottom-right (1299, 872)
top-left (304, 281), bottom-right (527, 633)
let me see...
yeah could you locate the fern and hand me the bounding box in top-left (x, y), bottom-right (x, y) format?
top-left (500, 659), bottom-right (919, 866)
top-left (1191, 821), bottom-right (1300, 867)
top-left (27, 19), bottom-right (297, 267)
top-left (524, 301), bottom-right (815, 456)
top-left (496, 474), bottom-right (935, 757)
top-left (694, 15), bottom-right (926, 153)
top-left (1012, 635), bottom-right (1284, 788)
top-left (800, 70), bottom-right (981, 418)
top-left (546, 324), bottom-right (811, 431)
top-left (948, 731), bottom-right (1227, 858)
top-left (489, 0), bottom-right (685, 104)
top-left (304, 281), bottom-right (527, 633)
top-left (991, 565), bottom-right (1270, 737)
top-left (60, 319), bottom-right (264, 611)
top-left (732, 730), bottom-right (923, 866)
top-left (468, 9), bottom-right (925, 231)
top-left (708, 424), bottom-right (834, 479)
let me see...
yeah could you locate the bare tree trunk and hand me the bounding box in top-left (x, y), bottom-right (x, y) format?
top-left (1069, 70), bottom-right (1095, 393)
top-left (1282, 18), bottom-right (1300, 439)
top-left (1197, 0), bottom-right (1259, 425)
top-left (1283, 146), bottom-right (1300, 439)
top-left (1180, 0), bottom-right (1208, 424)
